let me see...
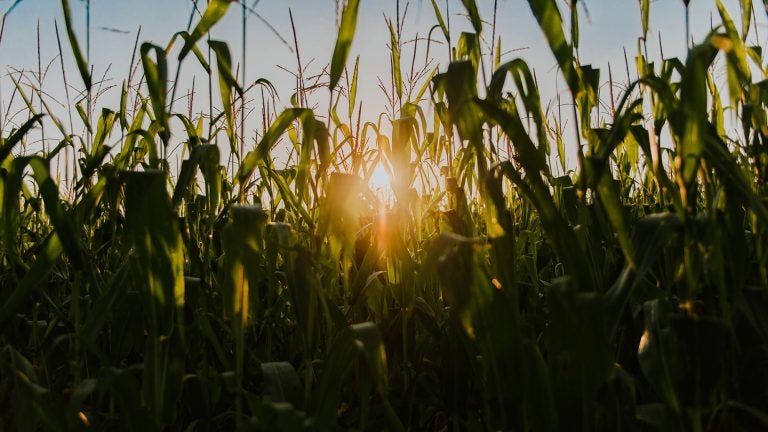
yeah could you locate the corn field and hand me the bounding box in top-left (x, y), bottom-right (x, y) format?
top-left (1, 0), bottom-right (768, 430)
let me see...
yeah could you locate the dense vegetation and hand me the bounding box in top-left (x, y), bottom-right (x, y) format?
top-left (2, 0), bottom-right (768, 430)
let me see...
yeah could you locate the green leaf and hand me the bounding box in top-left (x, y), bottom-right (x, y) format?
top-left (126, 128), bottom-right (160, 169)
top-left (209, 40), bottom-right (244, 151)
top-left (716, 0), bottom-right (752, 108)
top-left (740, 0), bottom-right (753, 41)
top-left (594, 170), bottom-right (635, 268)
top-left (492, 157), bottom-right (594, 290)
top-left (494, 36), bottom-right (502, 69)
top-left (461, 0), bottom-right (482, 34)
top-left (604, 213), bottom-right (682, 336)
top-left (678, 39), bottom-right (718, 191)
top-left (640, 0), bottom-right (650, 38)
top-left (1, 346), bottom-right (68, 430)
top-left (0, 234), bottom-right (63, 326)
top-left (430, 0), bottom-right (450, 42)
top-left (0, 156), bottom-right (92, 327)
top-left (329, 0), bottom-right (361, 91)
top-left (171, 144), bottom-right (220, 208)
top-left (261, 362), bottom-right (303, 408)
top-left (28, 158), bottom-right (86, 270)
top-left (121, 170), bottom-right (185, 332)
top-left (221, 204), bottom-right (269, 328)
top-left (60, 0), bottom-right (91, 90)
top-left (488, 59), bottom-right (548, 156)
top-left (348, 56), bottom-right (359, 119)
top-left (169, 31), bottom-right (211, 73)
top-left (545, 280), bottom-right (613, 426)
top-left (91, 108), bottom-right (117, 158)
top-left (638, 299), bottom-right (682, 413)
top-left (703, 127), bottom-right (768, 225)
top-left (236, 108), bottom-right (312, 192)
top-left (433, 61), bottom-right (482, 144)
top-left (311, 322), bottom-right (401, 430)
top-left (522, 341), bottom-right (558, 431)
top-left (456, 32), bottom-right (481, 77)
top-left (388, 19), bottom-right (403, 101)
top-left (636, 403), bottom-right (680, 431)
top-left (727, 401), bottom-right (768, 427)
top-left (570, 0), bottom-right (579, 49)
top-left (179, 0), bottom-right (232, 61)
top-left (526, 0), bottom-right (579, 94)
top-left (294, 114), bottom-right (318, 206)
top-left (141, 43), bottom-right (170, 146)
top-left (121, 170), bottom-right (186, 425)
top-left (0, 114), bottom-right (44, 163)
top-left (76, 102), bottom-right (91, 133)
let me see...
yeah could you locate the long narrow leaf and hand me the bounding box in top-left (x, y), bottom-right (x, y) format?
top-left (179, 0), bottom-right (232, 61)
top-left (329, 0), bottom-right (361, 91)
top-left (60, 0), bottom-right (91, 90)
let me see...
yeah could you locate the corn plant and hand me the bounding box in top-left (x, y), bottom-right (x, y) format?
top-left (1, 0), bottom-right (768, 431)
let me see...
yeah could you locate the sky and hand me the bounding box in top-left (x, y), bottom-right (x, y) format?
top-left (0, 0), bottom-right (762, 173)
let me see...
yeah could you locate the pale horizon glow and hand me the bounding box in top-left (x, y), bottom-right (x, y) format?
top-left (0, 0), bottom-right (763, 179)
top-left (369, 162), bottom-right (391, 193)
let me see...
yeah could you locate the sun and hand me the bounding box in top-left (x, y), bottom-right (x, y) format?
top-left (369, 163), bottom-right (392, 193)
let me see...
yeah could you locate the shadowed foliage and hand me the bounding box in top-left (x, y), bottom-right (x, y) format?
top-left (2, 0), bottom-right (768, 430)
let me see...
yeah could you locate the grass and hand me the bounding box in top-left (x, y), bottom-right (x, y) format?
top-left (1, 0), bottom-right (768, 430)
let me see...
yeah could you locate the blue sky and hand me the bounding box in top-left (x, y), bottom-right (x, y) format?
top-left (0, 0), bottom-right (760, 166)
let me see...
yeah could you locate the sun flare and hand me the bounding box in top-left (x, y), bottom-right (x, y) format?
top-left (3, 0), bottom-right (760, 427)
top-left (369, 163), bottom-right (392, 193)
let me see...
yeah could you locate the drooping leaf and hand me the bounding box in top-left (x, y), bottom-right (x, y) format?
top-left (461, 0), bottom-right (482, 34)
top-left (169, 31), bottom-right (211, 73)
top-left (209, 40), bottom-right (244, 151)
top-left (141, 43), bottom-right (170, 146)
top-left (236, 108), bottom-right (313, 192)
top-left (0, 234), bottom-right (63, 326)
top-left (430, 0), bottom-right (450, 42)
top-left (0, 114), bottom-right (44, 163)
top-left (526, 0), bottom-right (580, 94)
top-left (172, 144), bottom-right (220, 208)
top-left (179, 0), bottom-right (232, 61)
